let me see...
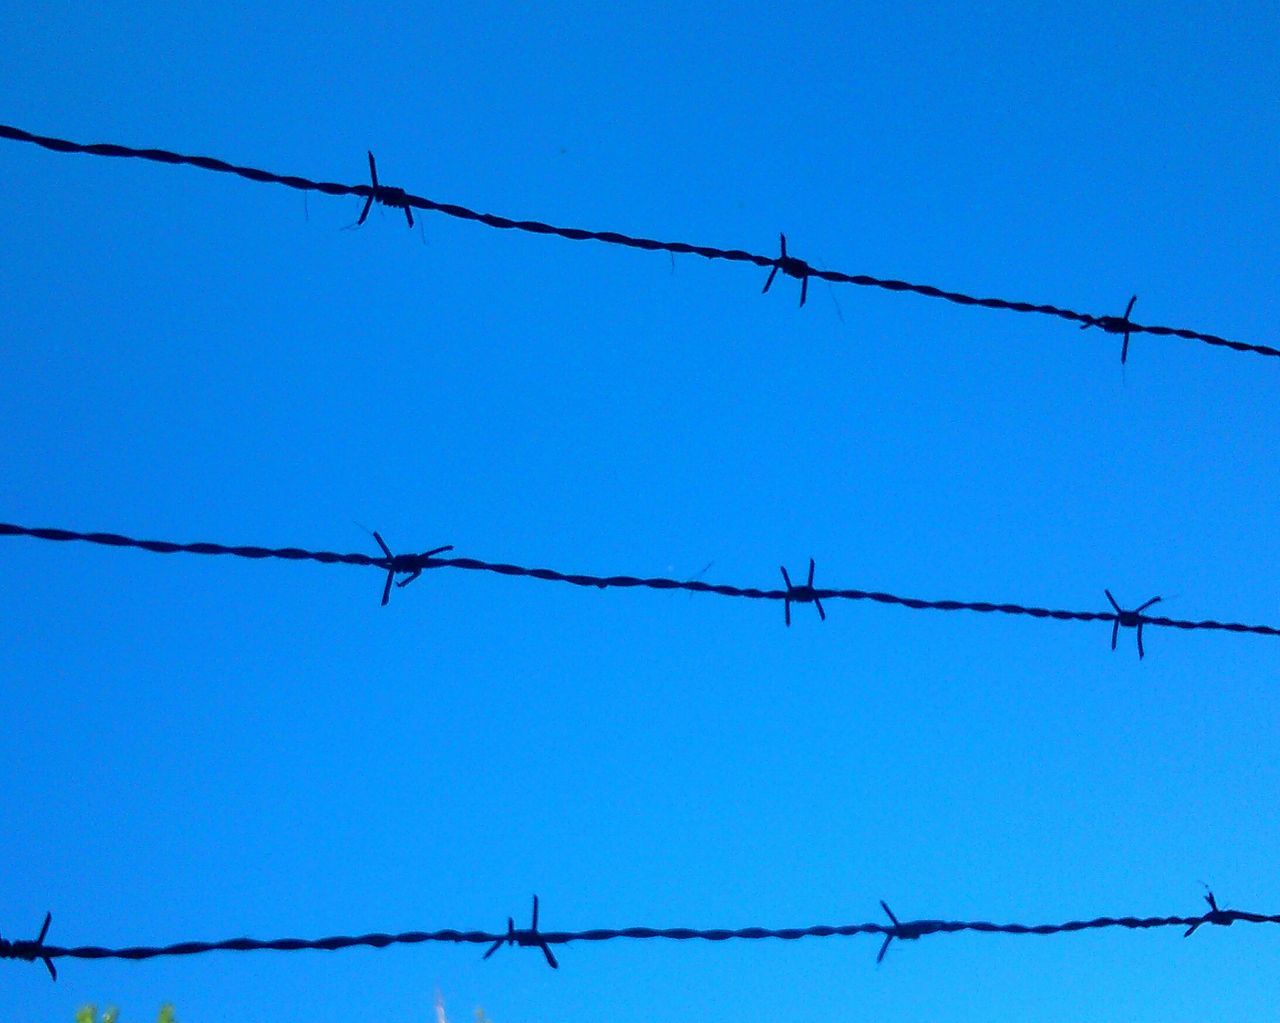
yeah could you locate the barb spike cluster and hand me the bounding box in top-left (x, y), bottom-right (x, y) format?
top-left (761, 233), bottom-right (811, 306)
top-left (1184, 890), bottom-right (1234, 937)
top-left (780, 558), bottom-right (826, 626)
top-left (357, 151), bottom-right (414, 228)
top-left (372, 531), bottom-right (454, 606)
top-left (1106, 589), bottom-right (1163, 660)
top-left (482, 896), bottom-right (559, 969)
top-left (0, 912), bottom-right (56, 980)
top-left (1080, 295), bottom-right (1139, 363)
top-left (876, 902), bottom-right (923, 963)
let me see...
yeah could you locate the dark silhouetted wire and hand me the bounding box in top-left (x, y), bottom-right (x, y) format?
top-left (1, 123), bottom-right (1274, 363)
top-left (4, 891), bottom-right (1274, 979)
top-left (2, 521), bottom-right (1278, 653)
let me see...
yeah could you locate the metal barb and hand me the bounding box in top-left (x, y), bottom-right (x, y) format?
top-left (1104, 588), bottom-right (1162, 659)
top-left (761, 233), bottom-right (811, 306)
top-left (482, 896), bottom-right (559, 969)
top-left (876, 901), bottom-right (919, 963)
top-left (1185, 889), bottom-right (1236, 937)
top-left (372, 531), bottom-right (454, 605)
top-left (1080, 295), bottom-right (1139, 363)
top-left (0, 912), bottom-right (56, 980)
top-left (357, 151), bottom-right (415, 228)
top-left (779, 558), bottom-right (826, 627)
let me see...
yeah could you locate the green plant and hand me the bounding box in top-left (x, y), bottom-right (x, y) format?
top-left (75, 1004), bottom-right (175, 1023)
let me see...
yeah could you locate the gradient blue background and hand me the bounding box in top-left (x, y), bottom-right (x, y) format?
top-left (3, 4), bottom-right (1279, 1021)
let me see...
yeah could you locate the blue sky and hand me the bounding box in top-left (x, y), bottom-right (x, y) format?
top-left (2, 3), bottom-right (1279, 1021)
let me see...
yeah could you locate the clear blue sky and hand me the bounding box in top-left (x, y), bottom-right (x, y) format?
top-left (3, 4), bottom-right (1279, 1021)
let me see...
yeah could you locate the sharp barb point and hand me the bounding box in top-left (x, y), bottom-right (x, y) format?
top-left (780, 559), bottom-right (825, 623)
top-left (1106, 590), bottom-right (1162, 658)
top-left (763, 232), bottom-right (810, 305)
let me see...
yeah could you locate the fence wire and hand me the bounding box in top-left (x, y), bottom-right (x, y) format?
top-left (2, 521), bottom-right (1278, 656)
top-left (1, 123), bottom-right (1274, 363)
top-left (2, 891), bottom-right (1272, 979)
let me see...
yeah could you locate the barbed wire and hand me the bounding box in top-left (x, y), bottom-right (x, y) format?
top-left (3, 521), bottom-right (1277, 656)
top-left (1, 123), bottom-right (1274, 363)
top-left (2, 890), bottom-right (1272, 980)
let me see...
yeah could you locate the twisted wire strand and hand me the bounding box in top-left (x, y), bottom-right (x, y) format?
top-left (1, 123), bottom-right (1274, 361)
top-left (5, 899), bottom-right (1277, 973)
top-left (3, 521), bottom-right (1278, 643)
